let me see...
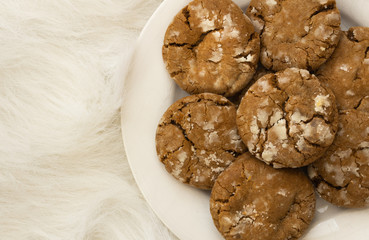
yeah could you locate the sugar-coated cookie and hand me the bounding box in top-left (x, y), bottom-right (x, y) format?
top-left (156, 93), bottom-right (246, 190)
top-left (317, 27), bottom-right (369, 111)
top-left (246, 0), bottom-right (341, 71)
top-left (237, 68), bottom-right (338, 168)
top-left (210, 153), bottom-right (315, 240)
top-left (309, 109), bottom-right (369, 208)
top-left (163, 0), bottom-right (260, 97)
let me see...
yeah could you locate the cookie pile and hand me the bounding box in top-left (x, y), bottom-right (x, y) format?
top-left (156, 0), bottom-right (369, 239)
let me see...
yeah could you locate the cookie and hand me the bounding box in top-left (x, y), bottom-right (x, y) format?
top-left (155, 93), bottom-right (246, 189)
top-left (246, 0), bottom-right (341, 71)
top-left (308, 109), bottom-right (369, 208)
top-left (316, 27), bottom-right (369, 111)
top-left (210, 153), bottom-right (315, 240)
top-left (162, 0), bottom-right (260, 97)
top-left (236, 68), bottom-right (338, 168)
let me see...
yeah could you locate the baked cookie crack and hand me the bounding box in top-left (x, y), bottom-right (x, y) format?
top-left (169, 119), bottom-right (196, 149)
top-left (182, 6), bottom-right (191, 30)
top-left (309, 3), bottom-right (335, 20)
top-left (354, 96), bottom-right (366, 110)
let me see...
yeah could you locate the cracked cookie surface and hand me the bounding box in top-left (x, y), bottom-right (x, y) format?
top-left (229, 64), bottom-right (273, 107)
top-left (162, 0), bottom-right (260, 97)
top-left (317, 27), bottom-right (369, 111)
top-left (210, 153), bottom-right (315, 240)
top-left (236, 68), bottom-right (338, 168)
top-left (155, 93), bottom-right (246, 190)
top-left (308, 109), bottom-right (369, 208)
top-left (246, 0), bottom-right (340, 71)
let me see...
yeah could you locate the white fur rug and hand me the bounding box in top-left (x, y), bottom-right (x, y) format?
top-left (0, 0), bottom-right (176, 239)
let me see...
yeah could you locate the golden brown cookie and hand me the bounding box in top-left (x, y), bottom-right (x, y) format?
top-left (162, 0), bottom-right (260, 97)
top-left (317, 27), bottom-right (369, 111)
top-left (246, 0), bottom-right (341, 71)
top-left (237, 68), bottom-right (338, 168)
top-left (308, 109), bottom-right (369, 208)
top-left (210, 153), bottom-right (315, 240)
top-left (155, 93), bottom-right (246, 190)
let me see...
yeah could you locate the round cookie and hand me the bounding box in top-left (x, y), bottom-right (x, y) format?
top-left (155, 93), bottom-right (246, 190)
top-left (308, 109), bottom-right (369, 208)
top-left (237, 68), bottom-right (338, 168)
top-left (210, 153), bottom-right (315, 240)
top-left (246, 0), bottom-right (341, 71)
top-left (317, 27), bottom-right (369, 111)
top-left (162, 0), bottom-right (260, 97)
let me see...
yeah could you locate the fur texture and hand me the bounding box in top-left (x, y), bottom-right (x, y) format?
top-left (0, 0), bottom-right (176, 239)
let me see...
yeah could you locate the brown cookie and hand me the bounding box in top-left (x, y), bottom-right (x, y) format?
top-left (317, 27), bottom-right (369, 111)
top-left (162, 0), bottom-right (260, 97)
top-left (210, 153), bottom-right (315, 240)
top-left (237, 68), bottom-right (338, 168)
top-left (155, 93), bottom-right (246, 190)
top-left (308, 109), bottom-right (369, 208)
top-left (246, 0), bottom-right (341, 71)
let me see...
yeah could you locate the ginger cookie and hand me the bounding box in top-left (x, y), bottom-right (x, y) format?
top-left (317, 27), bottom-right (369, 111)
top-left (162, 0), bottom-right (260, 97)
top-left (246, 0), bottom-right (341, 71)
top-left (236, 68), bottom-right (338, 168)
top-left (155, 93), bottom-right (246, 190)
top-left (308, 109), bottom-right (369, 208)
top-left (210, 153), bottom-right (315, 240)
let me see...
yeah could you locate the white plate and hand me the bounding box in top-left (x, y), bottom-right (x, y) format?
top-left (121, 1), bottom-right (369, 239)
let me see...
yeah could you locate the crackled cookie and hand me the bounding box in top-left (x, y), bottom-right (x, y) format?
top-left (162, 0), bottom-right (260, 97)
top-left (210, 153), bottom-right (315, 240)
top-left (156, 93), bottom-right (246, 189)
top-left (237, 68), bottom-right (338, 168)
top-left (308, 109), bottom-right (369, 208)
top-left (317, 27), bottom-right (369, 111)
top-left (246, 0), bottom-right (341, 71)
